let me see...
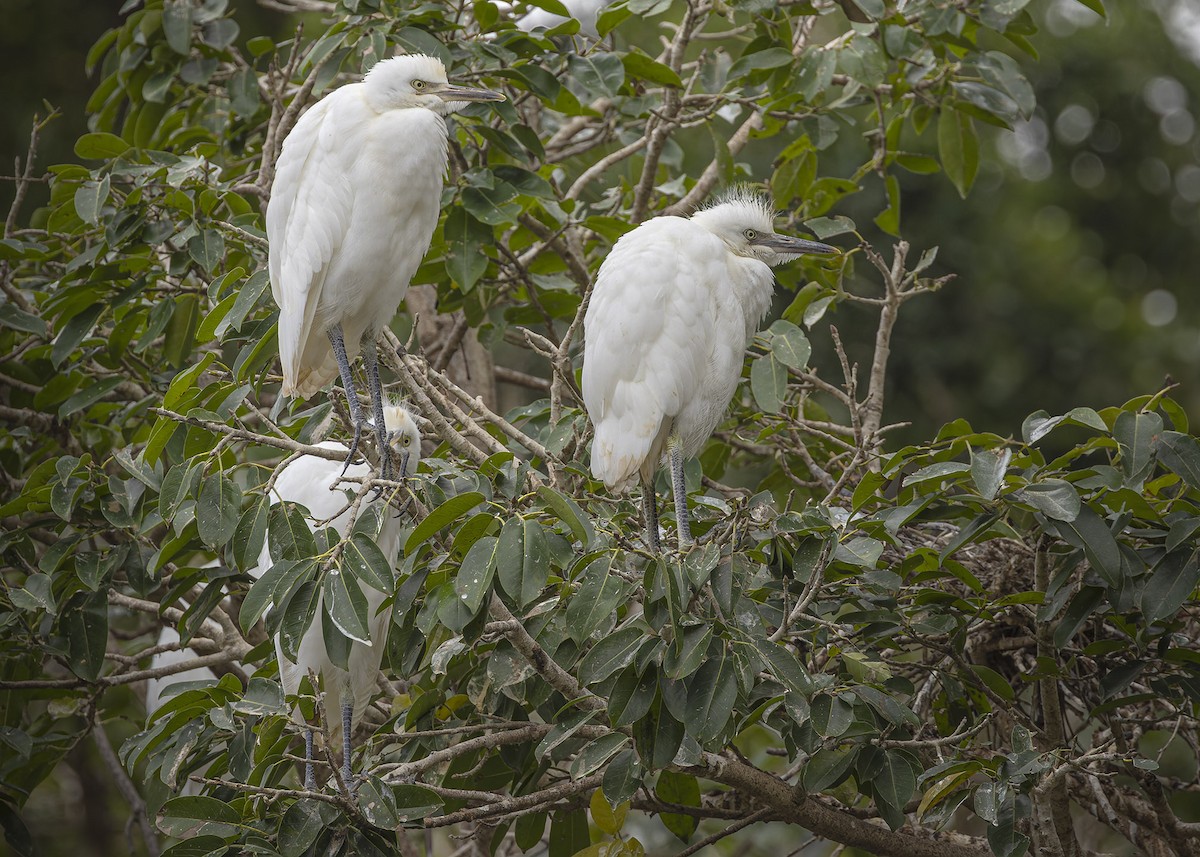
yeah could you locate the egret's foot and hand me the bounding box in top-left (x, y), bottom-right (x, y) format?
top-left (341, 419), bottom-right (366, 476)
top-left (641, 477), bottom-right (662, 554)
top-left (668, 438), bottom-right (693, 549)
top-left (303, 728), bottom-right (316, 791)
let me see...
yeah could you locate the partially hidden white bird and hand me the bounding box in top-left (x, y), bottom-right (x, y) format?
top-left (266, 55), bottom-right (503, 481)
top-left (514, 0), bottom-right (608, 36)
top-left (254, 404), bottom-right (421, 788)
top-left (582, 191), bottom-right (837, 551)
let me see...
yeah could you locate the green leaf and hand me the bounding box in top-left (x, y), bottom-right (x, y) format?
top-left (607, 667), bottom-right (656, 727)
top-left (728, 47), bottom-right (794, 79)
top-left (937, 107), bottom-right (979, 197)
top-left (536, 485), bottom-right (595, 547)
top-left (803, 745), bottom-right (856, 792)
top-left (443, 207), bottom-right (489, 292)
top-left (621, 50), bottom-right (682, 87)
top-left (1141, 548), bottom-right (1200, 622)
top-left (590, 787), bottom-right (629, 836)
top-left (391, 784), bottom-right (443, 821)
top-left (548, 807), bottom-right (589, 857)
top-left (406, 492), bottom-right (485, 553)
top-left (357, 776), bottom-right (399, 829)
top-left (1018, 479), bottom-right (1080, 522)
top-left (157, 796), bottom-right (239, 839)
top-left (970, 447), bottom-right (1010, 500)
top-left (1156, 431), bottom-right (1200, 490)
top-left (568, 53), bottom-right (625, 98)
top-left (188, 230), bottom-right (225, 275)
top-left (455, 535), bottom-right (498, 615)
top-left (684, 647), bottom-right (737, 744)
top-left (343, 532), bottom-right (395, 594)
top-left (197, 472), bottom-right (241, 548)
top-left (52, 303), bottom-right (104, 367)
top-left (240, 558), bottom-right (314, 629)
top-left (496, 517), bottom-right (550, 608)
top-left (769, 320), bottom-right (811, 370)
top-left (750, 354), bottom-right (787, 414)
top-left (278, 799), bottom-right (337, 857)
top-left (654, 771), bottom-right (699, 841)
top-left (323, 569), bottom-right (372, 644)
top-left (0, 302), bottom-right (48, 337)
top-left (875, 751), bottom-right (918, 810)
top-left (1114, 410), bottom-right (1162, 488)
top-left (58, 377), bottom-right (122, 417)
top-left (578, 625), bottom-right (644, 685)
top-left (74, 176), bottom-right (110, 224)
top-left (233, 493), bottom-right (270, 573)
top-left (804, 215), bottom-right (857, 239)
top-left (162, 0), bottom-right (194, 54)
top-left (75, 132), bottom-right (130, 160)
top-left (566, 556), bottom-right (628, 642)
top-left (873, 174), bottom-right (901, 236)
top-left (62, 591), bottom-right (107, 681)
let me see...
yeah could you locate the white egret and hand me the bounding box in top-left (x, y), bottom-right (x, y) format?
top-left (267, 55), bottom-right (503, 481)
top-left (256, 404), bottom-right (421, 788)
top-left (515, 0), bottom-right (608, 36)
top-left (582, 191), bottom-right (836, 550)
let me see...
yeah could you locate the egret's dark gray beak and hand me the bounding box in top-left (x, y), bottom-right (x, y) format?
top-left (399, 450), bottom-right (411, 480)
top-left (753, 232), bottom-right (838, 255)
top-left (435, 82), bottom-right (506, 103)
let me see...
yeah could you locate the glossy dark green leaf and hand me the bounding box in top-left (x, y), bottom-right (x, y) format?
top-left (970, 446), bottom-right (1011, 500)
top-left (323, 569), bottom-right (371, 644)
top-left (803, 745), bottom-right (857, 792)
top-left (547, 807), bottom-right (589, 857)
top-left (62, 591), bottom-right (107, 681)
top-left (278, 799), bottom-right (337, 857)
top-left (197, 472), bottom-right (241, 548)
top-left (566, 555), bottom-right (627, 642)
top-left (684, 647), bottom-right (737, 744)
top-left (343, 532), bottom-right (394, 594)
top-left (157, 796), bottom-right (239, 839)
top-left (654, 770), bottom-right (699, 841)
top-left (1141, 548), bottom-right (1200, 622)
top-left (937, 107), bottom-right (979, 197)
top-left (578, 625), bottom-right (645, 685)
top-left (496, 517), bottom-right (549, 608)
top-left (405, 492), bottom-right (485, 553)
top-left (455, 534), bottom-right (498, 615)
top-left (1114, 410), bottom-right (1162, 488)
top-left (1018, 479), bottom-right (1080, 522)
top-left (1156, 431), bottom-right (1200, 490)
top-left (750, 354), bottom-right (786, 414)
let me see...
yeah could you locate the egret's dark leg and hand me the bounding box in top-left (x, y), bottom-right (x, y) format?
top-left (303, 727), bottom-right (315, 790)
top-left (669, 437), bottom-right (692, 547)
top-left (640, 474), bottom-right (661, 553)
top-left (328, 324), bottom-right (366, 473)
top-left (341, 701), bottom-right (354, 785)
top-left (361, 335), bottom-right (392, 482)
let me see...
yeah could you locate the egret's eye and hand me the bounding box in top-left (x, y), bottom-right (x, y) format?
top-left (744, 229), bottom-right (758, 241)
top-left (404, 436), bottom-right (414, 446)
top-left (412, 79), bottom-right (426, 90)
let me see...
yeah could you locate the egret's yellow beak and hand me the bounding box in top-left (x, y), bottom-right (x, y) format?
top-left (435, 82), bottom-right (506, 103)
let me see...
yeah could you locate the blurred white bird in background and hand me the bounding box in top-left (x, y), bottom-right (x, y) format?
top-left (514, 0), bottom-right (609, 36)
top-left (255, 404), bottom-right (421, 788)
top-left (582, 191), bottom-right (837, 551)
top-left (267, 55), bottom-right (503, 481)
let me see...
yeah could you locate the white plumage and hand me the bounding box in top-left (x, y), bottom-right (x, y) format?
top-left (582, 191), bottom-right (836, 547)
top-left (516, 0), bottom-right (608, 36)
top-left (254, 404), bottom-right (421, 785)
top-left (266, 54), bottom-right (502, 479)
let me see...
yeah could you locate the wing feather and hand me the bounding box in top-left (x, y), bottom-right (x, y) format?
top-left (583, 218), bottom-right (721, 490)
top-left (266, 90), bottom-right (362, 397)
